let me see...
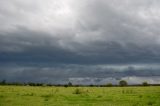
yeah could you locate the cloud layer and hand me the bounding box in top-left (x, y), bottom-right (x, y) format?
top-left (0, 0), bottom-right (160, 84)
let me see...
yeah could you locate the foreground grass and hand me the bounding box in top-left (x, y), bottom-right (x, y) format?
top-left (0, 86), bottom-right (160, 106)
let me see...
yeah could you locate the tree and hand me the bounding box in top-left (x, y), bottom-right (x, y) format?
top-left (142, 81), bottom-right (149, 86)
top-left (0, 80), bottom-right (6, 85)
top-left (119, 80), bottom-right (127, 86)
top-left (68, 82), bottom-right (72, 86)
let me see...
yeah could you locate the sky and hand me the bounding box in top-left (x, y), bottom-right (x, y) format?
top-left (0, 0), bottom-right (160, 85)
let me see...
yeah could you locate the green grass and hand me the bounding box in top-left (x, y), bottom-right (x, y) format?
top-left (0, 86), bottom-right (160, 106)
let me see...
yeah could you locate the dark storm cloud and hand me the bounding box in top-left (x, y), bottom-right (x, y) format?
top-left (0, 64), bottom-right (160, 84)
top-left (0, 0), bottom-right (160, 84)
top-left (1, 27), bottom-right (160, 64)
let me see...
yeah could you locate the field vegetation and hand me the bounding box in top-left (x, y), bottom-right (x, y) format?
top-left (0, 85), bottom-right (160, 106)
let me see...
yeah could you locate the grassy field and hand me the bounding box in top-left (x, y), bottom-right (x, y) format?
top-left (0, 86), bottom-right (160, 106)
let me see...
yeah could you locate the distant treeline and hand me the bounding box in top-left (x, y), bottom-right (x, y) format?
top-left (0, 80), bottom-right (160, 87)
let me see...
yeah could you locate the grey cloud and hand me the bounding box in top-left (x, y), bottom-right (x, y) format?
top-left (70, 76), bottom-right (160, 85)
top-left (1, 28), bottom-right (160, 64)
top-left (0, 0), bottom-right (160, 84)
top-left (0, 64), bottom-right (160, 84)
top-left (1, 1), bottom-right (160, 59)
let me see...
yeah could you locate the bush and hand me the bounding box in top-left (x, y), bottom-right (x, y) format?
top-left (106, 83), bottom-right (113, 87)
top-left (64, 84), bottom-right (68, 87)
top-left (73, 88), bottom-right (82, 94)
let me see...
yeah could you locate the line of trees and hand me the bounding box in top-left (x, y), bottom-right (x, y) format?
top-left (0, 80), bottom-right (158, 87)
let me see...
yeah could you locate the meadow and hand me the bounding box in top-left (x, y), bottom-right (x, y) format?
top-left (0, 86), bottom-right (160, 106)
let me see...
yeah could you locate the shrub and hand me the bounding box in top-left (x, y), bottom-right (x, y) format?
top-left (64, 84), bottom-right (68, 87)
top-left (73, 88), bottom-right (82, 94)
top-left (147, 101), bottom-right (155, 105)
top-left (106, 83), bottom-right (113, 87)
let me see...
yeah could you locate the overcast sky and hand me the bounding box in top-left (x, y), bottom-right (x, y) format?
top-left (0, 0), bottom-right (160, 84)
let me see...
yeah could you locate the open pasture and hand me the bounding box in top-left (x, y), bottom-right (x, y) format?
top-left (0, 86), bottom-right (160, 106)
